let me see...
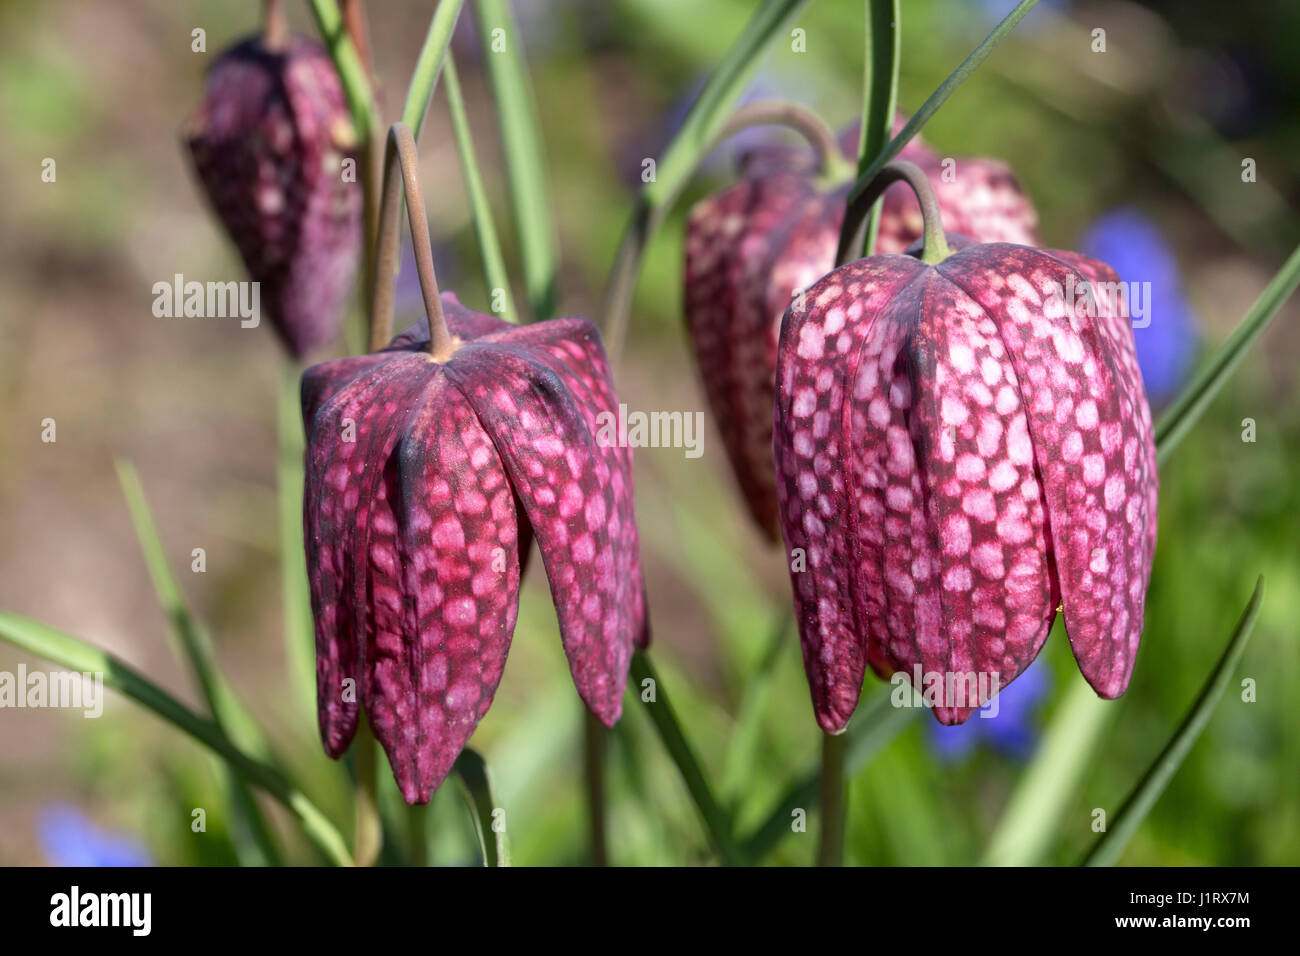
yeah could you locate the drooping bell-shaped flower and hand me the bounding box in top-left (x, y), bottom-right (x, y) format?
top-left (302, 122), bottom-right (648, 803)
top-left (184, 32), bottom-right (360, 358)
top-left (773, 163), bottom-right (1157, 730)
top-left (684, 111), bottom-right (1037, 538)
top-left (303, 292), bottom-right (649, 802)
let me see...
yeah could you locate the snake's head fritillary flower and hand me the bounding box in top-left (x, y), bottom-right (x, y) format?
top-left (185, 34), bottom-right (361, 359)
top-left (302, 293), bottom-right (648, 803)
top-left (774, 201), bottom-right (1157, 730)
top-left (684, 114), bottom-right (1038, 538)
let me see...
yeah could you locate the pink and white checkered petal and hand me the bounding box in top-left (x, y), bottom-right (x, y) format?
top-left (932, 158), bottom-right (1040, 248)
top-left (685, 175), bottom-right (814, 539)
top-left (302, 354), bottom-right (426, 757)
top-left (446, 344), bottom-right (636, 726)
top-left (773, 254), bottom-right (927, 733)
top-left (364, 379), bottom-right (520, 804)
top-left (939, 246), bottom-right (1156, 697)
top-left (905, 272), bottom-right (1057, 722)
top-left (491, 318), bottom-right (650, 649)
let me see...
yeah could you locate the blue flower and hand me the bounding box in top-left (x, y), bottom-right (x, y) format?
top-left (1080, 208), bottom-right (1200, 406)
top-left (38, 805), bottom-right (151, 867)
top-left (927, 662), bottom-right (1051, 762)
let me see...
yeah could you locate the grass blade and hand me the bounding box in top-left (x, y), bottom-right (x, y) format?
top-left (740, 688), bottom-right (918, 864)
top-left (400, 0), bottom-right (466, 139)
top-left (445, 52), bottom-right (517, 323)
top-left (453, 749), bottom-right (511, 866)
top-left (603, 0), bottom-right (811, 357)
top-left (470, 0), bottom-right (559, 320)
top-left (1082, 577), bottom-right (1264, 866)
top-left (278, 364), bottom-right (317, 719)
top-left (115, 459), bottom-right (281, 866)
top-left (852, 0), bottom-right (901, 258)
top-left (307, 0), bottom-right (378, 141)
top-left (630, 652), bottom-right (741, 865)
top-left (1155, 240), bottom-right (1300, 465)
top-left (980, 670), bottom-right (1115, 866)
top-left (836, 0), bottom-right (1038, 262)
top-left (0, 612), bottom-right (352, 866)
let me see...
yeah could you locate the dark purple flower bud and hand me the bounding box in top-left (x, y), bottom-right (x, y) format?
top-left (185, 35), bottom-right (361, 358)
top-left (684, 117), bottom-right (1038, 538)
top-left (774, 241), bottom-right (1158, 731)
top-left (302, 293), bottom-right (648, 803)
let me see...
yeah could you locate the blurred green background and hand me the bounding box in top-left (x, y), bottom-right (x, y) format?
top-left (0, 0), bottom-right (1296, 865)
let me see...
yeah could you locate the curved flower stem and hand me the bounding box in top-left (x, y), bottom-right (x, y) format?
top-left (630, 652), bottom-right (741, 864)
top-left (583, 710), bottom-right (609, 865)
top-left (263, 0), bottom-right (289, 51)
top-left (836, 160), bottom-right (951, 267)
top-left (352, 715), bottom-right (382, 866)
top-left (816, 731), bottom-right (847, 866)
top-left (370, 122), bottom-right (454, 359)
top-left (603, 100), bottom-right (846, 364)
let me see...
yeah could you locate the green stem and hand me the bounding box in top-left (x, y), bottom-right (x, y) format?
top-left (841, 0), bottom-right (1038, 226)
top-left (444, 53), bottom-right (516, 323)
top-left (837, 161), bottom-right (950, 266)
top-left (471, 0), bottom-right (559, 321)
top-left (0, 612), bottom-right (353, 866)
top-left (855, 0), bottom-right (900, 257)
top-left (400, 0), bottom-right (466, 138)
top-left (584, 709), bottom-right (609, 866)
top-left (353, 716), bottom-right (382, 866)
top-left (630, 652), bottom-right (740, 865)
top-left (816, 732), bottom-right (847, 866)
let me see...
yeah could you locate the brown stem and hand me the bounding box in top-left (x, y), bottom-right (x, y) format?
top-left (340, 0), bottom-right (375, 79)
top-left (263, 0), bottom-right (289, 51)
top-left (602, 101), bottom-right (846, 367)
top-left (370, 122), bottom-right (455, 360)
top-left (834, 159), bottom-right (951, 267)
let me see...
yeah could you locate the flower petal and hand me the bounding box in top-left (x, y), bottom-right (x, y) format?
top-left (939, 245), bottom-right (1157, 697)
top-left (446, 327), bottom-right (642, 724)
top-left (773, 254), bottom-right (926, 732)
top-left (367, 375), bottom-right (521, 803)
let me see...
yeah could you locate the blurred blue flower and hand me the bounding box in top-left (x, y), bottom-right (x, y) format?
top-left (1080, 208), bottom-right (1200, 405)
top-left (927, 661), bottom-right (1050, 762)
top-left (394, 238), bottom-right (462, 321)
top-left (38, 805), bottom-right (151, 867)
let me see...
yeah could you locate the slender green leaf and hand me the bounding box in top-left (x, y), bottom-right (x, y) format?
top-left (400, 0), bottom-right (466, 139)
top-left (1083, 577), bottom-right (1264, 867)
top-left (720, 613), bottom-right (789, 805)
top-left (453, 749), bottom-right (511, 866)
top-left (844, 0), bottom-right (1038, 209)
top-left (740, 687), bottom-right (919, 863)
top-left (278, 363), bottom-right (317, 719)
top-left (470, 0), bottom-right (558, 320)
top-left (980, 668), bottom-right (1114, 866)
top-left (630, 652), bottom-right (741, 865)
top-left (115, 459), bottom-right (280, 866)
top-left (854, 0), bottom-right (901, 258)
top-left (1155, 240), bottom-right (1300, 465)
top-left (307, 0), bottom-right (378, 141)
top-left (445, 53), bottom-right (516, 323)
top-left (603, 0), bottom-right (811, 357)
top-left (0, 612), bottom-right (352, 866)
